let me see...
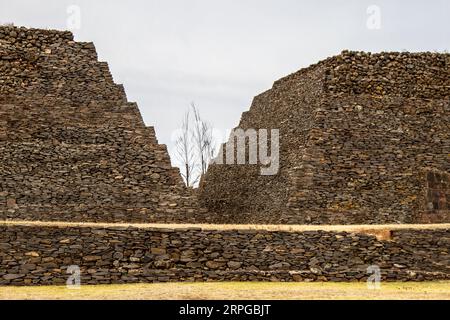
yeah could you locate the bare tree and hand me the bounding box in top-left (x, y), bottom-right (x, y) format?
top-left (191, 103), bottom-right (215, 177)
top-left (175, 103), bottom-right (216, 187)
top-left (175, 110), bottom-right (196, 187)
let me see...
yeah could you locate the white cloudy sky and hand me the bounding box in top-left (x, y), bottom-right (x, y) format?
top-left (1, 0), bottom-right (449, 167)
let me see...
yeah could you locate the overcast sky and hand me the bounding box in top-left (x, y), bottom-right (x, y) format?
top-left (1, 0), bottom-right (449, 168)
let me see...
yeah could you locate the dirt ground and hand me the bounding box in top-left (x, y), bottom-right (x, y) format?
top-left (1, 281), bottom-right (449, 300)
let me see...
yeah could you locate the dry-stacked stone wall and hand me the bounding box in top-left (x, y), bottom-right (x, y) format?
top-left (0, 26), bottom-right (204, 223)
top-left (199, 51), bottom-right (450, 224)
top-left (0, 223), bottom-right (448, 285)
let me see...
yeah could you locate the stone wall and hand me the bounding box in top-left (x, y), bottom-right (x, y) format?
top-left (199, 51), bottom-right (450, 224)
top-left (0, 26), bottom-right (205, 222)
top-left (0, 223), bottom-right (448, 285)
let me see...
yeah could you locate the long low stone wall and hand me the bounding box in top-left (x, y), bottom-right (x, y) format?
top-left (0, 223), bottom-right (448, 286)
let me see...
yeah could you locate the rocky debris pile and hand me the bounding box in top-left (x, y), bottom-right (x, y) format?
top-left (199, 50), bottom-right (450, 224)
top-left (0, 25), bottom-right (204, 222)
top-left (0, 224), bottom-right (448, 285)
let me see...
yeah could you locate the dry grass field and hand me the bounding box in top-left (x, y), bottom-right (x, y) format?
top-left (1, 281), bottom-right (449, 300)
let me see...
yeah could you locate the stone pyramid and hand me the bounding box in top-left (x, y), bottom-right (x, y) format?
top-left (199, 51), bottom-right (450, 224)
top-left (0, 26), bottom-right (201, 223)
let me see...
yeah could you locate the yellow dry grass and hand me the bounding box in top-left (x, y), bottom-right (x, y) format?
top-left (1, 282), bottom-right (449, 300)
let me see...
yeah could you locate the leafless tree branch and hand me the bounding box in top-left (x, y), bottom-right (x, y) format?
top-left (175, 103), bottom-right (216, 187)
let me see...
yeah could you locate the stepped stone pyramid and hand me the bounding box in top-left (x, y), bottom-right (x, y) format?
top-left (200, 51), bottom-right (450, 225)
top-left (0, 26), bottom-right (202, 222)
